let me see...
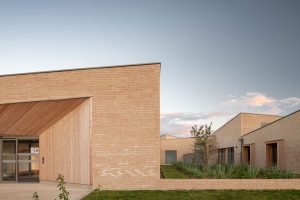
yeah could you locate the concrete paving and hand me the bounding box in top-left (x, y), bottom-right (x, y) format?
top-left (0, 181), bottom-right (92, 200)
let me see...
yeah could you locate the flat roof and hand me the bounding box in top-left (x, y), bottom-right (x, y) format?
top-left (0, 62), bottom-right (161, 78)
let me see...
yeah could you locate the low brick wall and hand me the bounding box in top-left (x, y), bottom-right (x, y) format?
top-left (160, 179), bottom-right (300, 190)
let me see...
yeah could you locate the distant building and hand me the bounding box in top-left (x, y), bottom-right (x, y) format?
top-left (213, 110), bottom-right (300, 173)
top-left (213, 113), bottom-right (281, 166)
top-left (160, 134), bottom-right (194, 165)
top-left (242, 110), bottom-right (300, 173)
top-left (161, 110), bottom-right (300, 174)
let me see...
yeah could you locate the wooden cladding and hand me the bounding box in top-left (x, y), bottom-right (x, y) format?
top-left (0, 97), bottom-right (91, 185)
top-left (0, 98), bottom-right (87, 136)
top-left (39, 99), bottom-right (90, 185)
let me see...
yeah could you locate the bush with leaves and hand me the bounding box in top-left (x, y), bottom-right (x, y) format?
top-left (190, 123), bottom-right (217, 167)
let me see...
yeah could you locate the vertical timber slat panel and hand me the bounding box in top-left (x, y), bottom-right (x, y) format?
top-left (39, 99), bottom-right (90, 184)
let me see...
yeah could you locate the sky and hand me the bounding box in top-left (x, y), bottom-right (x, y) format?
top-left (0, 0), bottom-right (300, 137)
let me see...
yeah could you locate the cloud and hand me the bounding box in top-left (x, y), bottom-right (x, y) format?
top-left (224, 92), bottom-right (275, 107)
top-left (160, 112), bottom-right (233, 137)
top-left (280, 97), bottom-right (300, 107)
top-left (223, 92), bottom-right (300, 115)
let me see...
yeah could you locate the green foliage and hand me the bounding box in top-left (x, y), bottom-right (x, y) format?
top-left (190, 123), bottom-right (217, 167)
top-left (32, 174), bottom-right (71, 200)
top-left (160, 165), bottom-right (190, 178)
top-left (173, 162), bottom-right (297, 179)
top-left (82, 190), bottom-right (300, 200)
top-left (32, 191), bottom-right (39, 200)
top-left (56, 174), bottom-right (70, 200)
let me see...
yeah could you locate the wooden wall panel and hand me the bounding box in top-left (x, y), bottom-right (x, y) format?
top-left (39, 99), bottom-right (90, 185)
top-left (0, 98), bottom-right (86, 136)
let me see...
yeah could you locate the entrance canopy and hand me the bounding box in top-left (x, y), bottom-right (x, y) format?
top-left (0, 98), bottom-right (86, 137)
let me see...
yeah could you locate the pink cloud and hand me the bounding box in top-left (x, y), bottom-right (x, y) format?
top-left (224, 92), bottom-right (275, 107)
top-left (223, 92), bottom-right (300, 115)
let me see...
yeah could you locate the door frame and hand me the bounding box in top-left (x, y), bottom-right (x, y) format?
top-left (265, 139), bottom-right (284, 170)
top-left (1, 136), bottom-right (39, 183)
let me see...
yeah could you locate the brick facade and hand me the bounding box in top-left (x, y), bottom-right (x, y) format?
top-left (214, 113), bottom-right (281, 165)
top-left (0, 63), bottom-right (160, 190)
top-left (159, 179), bottom-right (300, 190)
top-left (160, 135), bottom-right (194, 164)
top-left (243, 110), bottom-right (300, 173)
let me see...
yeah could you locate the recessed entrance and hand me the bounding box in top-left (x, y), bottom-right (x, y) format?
top-left (0, 97), bottom-right (91, 185)
top-left (266, 142), bottom-right (277, 167)
top-left (243, 145), bottom-right (251, 165)
top-left (1, 137), bottom-right (39, 182)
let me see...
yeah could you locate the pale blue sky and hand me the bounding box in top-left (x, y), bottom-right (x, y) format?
top-left (0, 0), bottom-right (300, 137)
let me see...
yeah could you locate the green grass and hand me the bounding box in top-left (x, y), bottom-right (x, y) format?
top-left (82, 190), bottom-right (300, 200)
top-left (169, 162), bottom-right (298, 179)
top-left (160, 165), bottom-right (190, 178)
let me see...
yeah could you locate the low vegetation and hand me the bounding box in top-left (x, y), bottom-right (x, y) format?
top-left (83, 190), bottom-right (300, 200)
top-left (32, 174), bottom-right (70, 200)
top-left (160, 165), bottom-right (189, 178)
top-left (171, 162), bottom-right (298, 179)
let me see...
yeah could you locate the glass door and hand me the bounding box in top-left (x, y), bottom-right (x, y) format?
top-left (1, 138), bottom-right (39, 182)
top-left (2, 139), bottom-right (17, 182)
top-left (17, 139), bottom-right (39, 182)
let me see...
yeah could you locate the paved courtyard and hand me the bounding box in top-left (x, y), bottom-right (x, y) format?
top-left (0, 181), bottom-right (92, 200)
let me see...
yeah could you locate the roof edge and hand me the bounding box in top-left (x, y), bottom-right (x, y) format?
top-left (240, 112), bottom-right (282, 117)
top-left (0, 62), bottom-right (161, 78)
top-left (214, 113), bottom-right (241, 134)
top-left (242, 109), bottom-right (300, 137)
top-left (214, 111), bottom-right (283, 135)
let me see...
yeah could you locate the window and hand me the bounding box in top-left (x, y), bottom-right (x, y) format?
top-left (227, 147), bottom-right (234, 165)
top-left (165, 150), bottom-right (177, 164)
top-left (218, 148), bottom-right (226, 165)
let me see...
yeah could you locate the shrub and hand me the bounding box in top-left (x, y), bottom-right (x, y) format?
top-left (173, 162), bottom-right (296, 179)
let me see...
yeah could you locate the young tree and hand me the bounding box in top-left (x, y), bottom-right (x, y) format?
top-left (56, 174), bottom-right (70, 200)
top-left (191, 123), bottom-right (217, 167)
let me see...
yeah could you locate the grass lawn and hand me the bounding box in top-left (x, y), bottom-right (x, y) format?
top-left (82, 190), bottom-right (300, 200)
top-left (160, 165), bottom-right (190, 178)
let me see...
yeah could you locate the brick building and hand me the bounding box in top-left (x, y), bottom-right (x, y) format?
top-left (242, 110), bottom-right (300, 173)
top-left (214, 111), bottom-right (300, 173)
top-left (160, 135), bottom-right (194, 165)
top-left (0, 63), bottom-right (160, 190)
top-left (160, 110), bottom-right (300, 174)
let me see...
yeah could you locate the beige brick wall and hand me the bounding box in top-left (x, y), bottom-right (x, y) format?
top-left (0, 63), bottom-right (160, 190)
top-left (160, 136), bottom-right (194, 164)
top-left (159, 179), bottom-right (300, 190)
top-left (241, 113), bottom-right (281, 135)
top-left (214, 115), bottom-right (242, 164)
top-left (243, 110), bottom-right (300, 173)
